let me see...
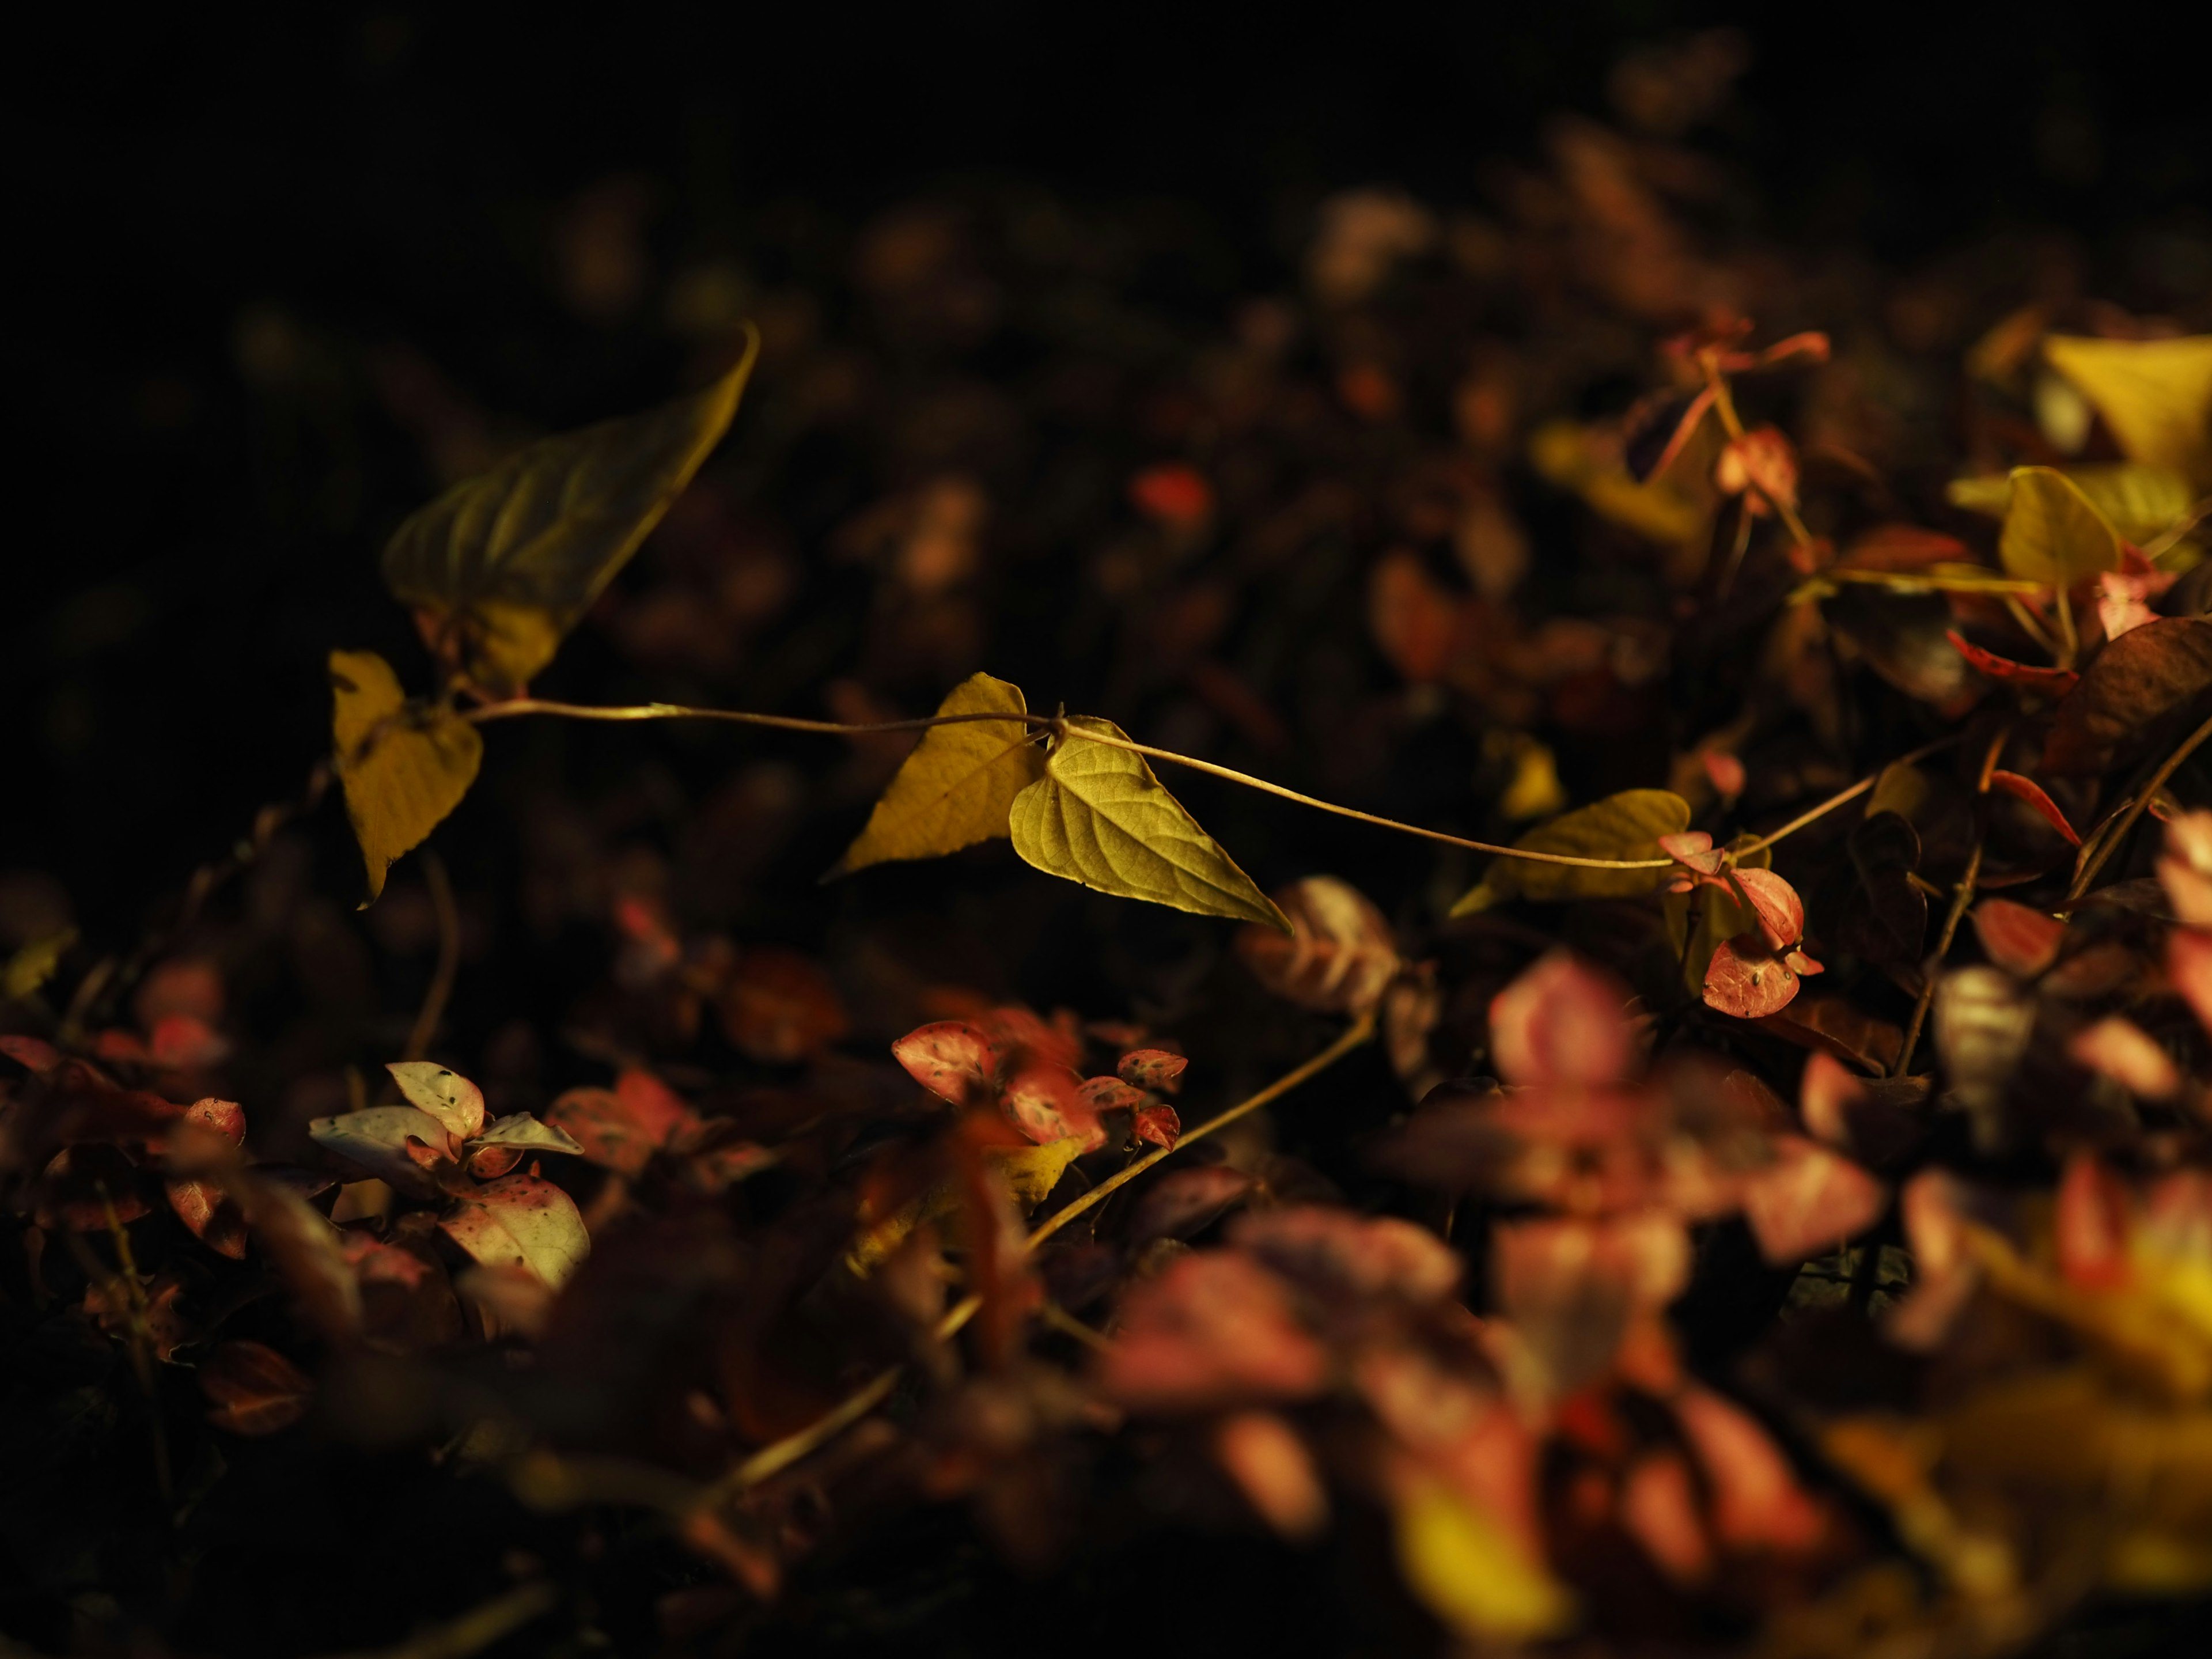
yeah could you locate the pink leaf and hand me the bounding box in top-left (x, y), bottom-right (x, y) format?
top-left (1132, 1103), bottom-right (1181, 1149)
top-left (1731, 868), bottom-right (1805, 950)
top-left (999, 1061), bottom-right (1101, 1149)
top-left (1971, 899), bottom-right (2065, 978)
top-left (1487, 951), bottom-right (1634, 1087)
top-left (200, 1340), bottom-right (313, 1436)
top-left (2055, 1154), bottom-right (2133, 1290)
top-left (1213, 1410), bottom-right (1329, 1540)
top-left (1620, 1452), bottom-right (1711, 1585)
top-left (1672, 1388), bottom-right (1825, 1553)
top-left (1740, 1135), bottom-right (1887, 1266)
top-left (1097, 1252), bottom-right (1330, 1413)
top-left (1077, 1076), bottom-right (1147, 1115)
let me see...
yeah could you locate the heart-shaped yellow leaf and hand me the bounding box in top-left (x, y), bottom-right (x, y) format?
top-left (829, 673), bottom-right (1043, 875)
top-left (1452, 788), bottom-right (1688, 913)
top-left (1998, 466), bottom-right (2123, 587)
top-left (2044, 334), bottom-right (2212, 483)
top-left (329, 650), bottom-right (483, 905)
top-left (381, 338), bottom-right (757, 696)
top-left (1010, 718), bottom-right (1290, 930)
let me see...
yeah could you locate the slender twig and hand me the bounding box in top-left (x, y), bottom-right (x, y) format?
top-left (399, 850), bottom-right (461, 1062)
top-left (700, 1011), bottom-right (1377, 1506)
top-left (1895, 728), bottom-right (2008, 1076)
top-left (1039, 1301), bottom-right (1115, 1352)
top-left (1732, 733), bottom-right (1965, 857)
top-left (2143, 495), bottom-right (2212, 561)
top-left (2064, 710), bottom-right (2212, 903)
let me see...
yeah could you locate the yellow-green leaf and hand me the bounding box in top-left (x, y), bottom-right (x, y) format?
top-left (2044, 334), bottom-right (2212, 483)
top-left (381, 337), bottom-right (758, 695)
top-left (3, 927), bottom-right (77, 1002)
top-left (1529, 419), bottom-right (1705, 547)
top-left (1998, 465), bottom-right (2123, 587)
top-left (1451, 788), bottom-right (1688, 914)
top-left (1949, 463), bottom-right (2195, 547)
top-left (995, 1137), bottom-right (1087, 1210)
top-left (1392, 1479), bottom-right (1573, 1643)
top-left (1010, 718), bottom-right (1290, 930)
top-left (330, 650), bottom-right (483, 906)
top-left (829, 673), bottom-right (1043, 876)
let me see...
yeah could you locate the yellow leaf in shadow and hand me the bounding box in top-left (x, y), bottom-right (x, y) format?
top-left (330, 649), bottom-right (482, 906)
top-left (1010, 718), bottom-right (1290, 930)
top-left (2044, 334), bottom-right (2212, 484)
top-left (1998, 466), bottom-right (2123, 588)
top-left (828, 673), bottom-right (1043, 876)
top-left (381, 336), bottom-right (758, 696)
top-left (1452, 788), bottom-right (1688, 914)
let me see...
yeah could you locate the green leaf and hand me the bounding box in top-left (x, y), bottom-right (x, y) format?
top-left (3, 927), bottom-right (77, 1001)
top-left (1998, 466), bottom-right (2123, 587)
top-left (829, 673), bottom-right (1044, 876)
top-left (2044, 334), bottom-right (2212, 483)
top-left (1010, 718), bottom-right (1290, 930)
top-left (440, 1172), bottom-right (590, 1289)
top-left (330, 650), bottom-right (483, 906)
top-left (1451, 788), bottom-right (1688, 914)
top-left (1951, 463), bottom-right (2195, 548)
top-left (381, 339), bottom-right (758, 696)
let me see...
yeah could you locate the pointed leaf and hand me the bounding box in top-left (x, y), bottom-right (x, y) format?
top-left (1987, 770), bottom-right (2081, 845)
top-left (1392, 1479), bottom-right (1572, 1643)
top-left (307, 1107), bottom-right (455, 1195)
top-left (385, 1061), bottom-right (486, 1139)
top-left (1236, 876), bottom-right (1401, 1012)
top-left (2044, 334), bottom-right (2212, 482)
top-left (543, 1071), bottom-right (699, 1176)
top-left (330, 652), bottom-right (482, 905)
top-left (891, 1021), bottom-right (997, 1106)
top-left (381, 347), bottom-right (757, 695)
top-left (1133, 1104), bottom-right (1180, 1149)
top-left (2044, 618), bottom-right (2212, 776)
top-left (1741, 1135), bottom-right (1887, 1265)
top-left (1452, 789), bottom-right (1688, 912)
top-left (1010, 717), bottom-right (1289, 929)
top-left (1116, 1048), bottom-right (1189, 1094)
top-left (830, 673), bottom-right (1044, 874)
top-left (200, 1340), bottom-right (313, 1436)
top-left (1946, 630), bottom-right (2078, 695)
top-left (440, 1171), bottom-right (590, 1289)
top-left (1997, 465), bottom-right (2124, 587)
top-left (2067, 1016), bottom-right (2180, 1100)
top-left (468, 1113), bottom-right (585, 1156)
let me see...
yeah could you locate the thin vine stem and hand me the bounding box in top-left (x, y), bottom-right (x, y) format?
top-left (472, 696), bottom-right (1947, 877)
top-left (702, 1009), bottom-right (1376, 1506)
top-left (1894, 726), bottom-right (2008, 1076)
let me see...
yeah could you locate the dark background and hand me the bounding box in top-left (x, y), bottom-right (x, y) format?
top-left (9, 1), bottom-right (2208, 941)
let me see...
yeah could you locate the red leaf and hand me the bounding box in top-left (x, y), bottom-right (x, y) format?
top-left (999, 1061), bottom-right (1100, 1148)
top-left (1213, 1410), bottom-right (1328, 1541)
top-left (544, 1070), bottom-right (699, 1177)
top-left (1946, 631), bottom-right (2078, 695)
top-left (2055, 1154), bottom-right (2133, 1290)
top-left (1231, 1208), bottom-right (1461, 1307)
top-left (1987, 770), bottom-right (2081, 845)
top-left (1702, 935), bottom-right (1800, 1018)
top-left (1798, 1054), bottom-right (1863, 1149)
top-left (1488, 951), bottom-right (1634, 1087)
top-left (1132, 1103), bottom-right (1181, 1149)
top-left (718, 948), bottom-right (849, 1065)
top-left (1620, 1452), bottom-right (1711, 1586)
top-left (2066, 1016), bottom-right (2180, 1100)
top-left (1117, 1048), bottom-right (1188, 1096)
top-left (1740, 1135), bottom-right (1887, 1266)
top-left (891, 1021), bottom-right (997, 1107)
top-left (2172, 929), bottom-right (2212, 1035)
top-left (1369, 550), bottom-right (1465, 684)
top-left (1972, 899), bottom-right (2065, 978)
top-left (1672, 1388), bottom-right (1824, 1553)
top-left (0, 1035), bottom-right (62, 1071)
top-left (1128, 462), bottom-right (1213, 528)
top-left (1716, 426), bottom-right (1799, 513)
top-left (200, 1339), bottom-right (313, 1436)
top-left (1491, 1214), bottom-right (1688, 1395)
top-left (1077, 1076), bottom-right (1146, 1115)
top-left (1756, 995), bottom-right (1902, 1074)
top-left (1701, 752), bottom-right (1746, 800)
top-left (1097, 1252), bottom-right (1329, 1413)
top-left (1659, 830), bottom-right (1725, 876)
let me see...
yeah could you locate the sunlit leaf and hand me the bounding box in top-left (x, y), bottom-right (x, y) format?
top-left (1392, 1479), bottom-right (1573, 1642)
top-left (3, 926), bottom-right (75, 1001)
top-left (1997, 466), bottom-right (2123, 588)
top-left (543, 1071), bottom-right (698, 1177)
top-left (386, 1060), bottom-right (486, 1139)
top-left (1010, 718), bottom-right (1290, 929)
top-left (1951, 463), bottom-right (2197, 546)
top-left (994, 1135), bottom-right (1086, 1210)
top-left (1488, 950), bottom-right (1634, 1086)
top-left (891, 1021), bottom-right (998, 1106)
top-left (1451, 788), bottom-right (1688, 912)
top-left (1213, 1411), bottom-right (1329, 1541)
top-left (440, 1171), bottom-right (590, 1290)
top-left (2044, 334), bottom-right (2212, 482)
top-left (329, 650), bottom-right (483, 906)
top-left (828, 673), bottom-right (1044, 875)
top-left (381, 342), bottom-right (758, 695)
top-left (1741, 1135), bottom-right (1887, 1265)
top-left (468, 1113), bottom-right (585, 1156)
top-left (307, 1105), bottom-right (456, 1196)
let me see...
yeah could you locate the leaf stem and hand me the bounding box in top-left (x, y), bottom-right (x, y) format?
top-left (2063, 710), bottom-right (2212, 903)
top-left (1894, 726), bottom-right (2007, 1076)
